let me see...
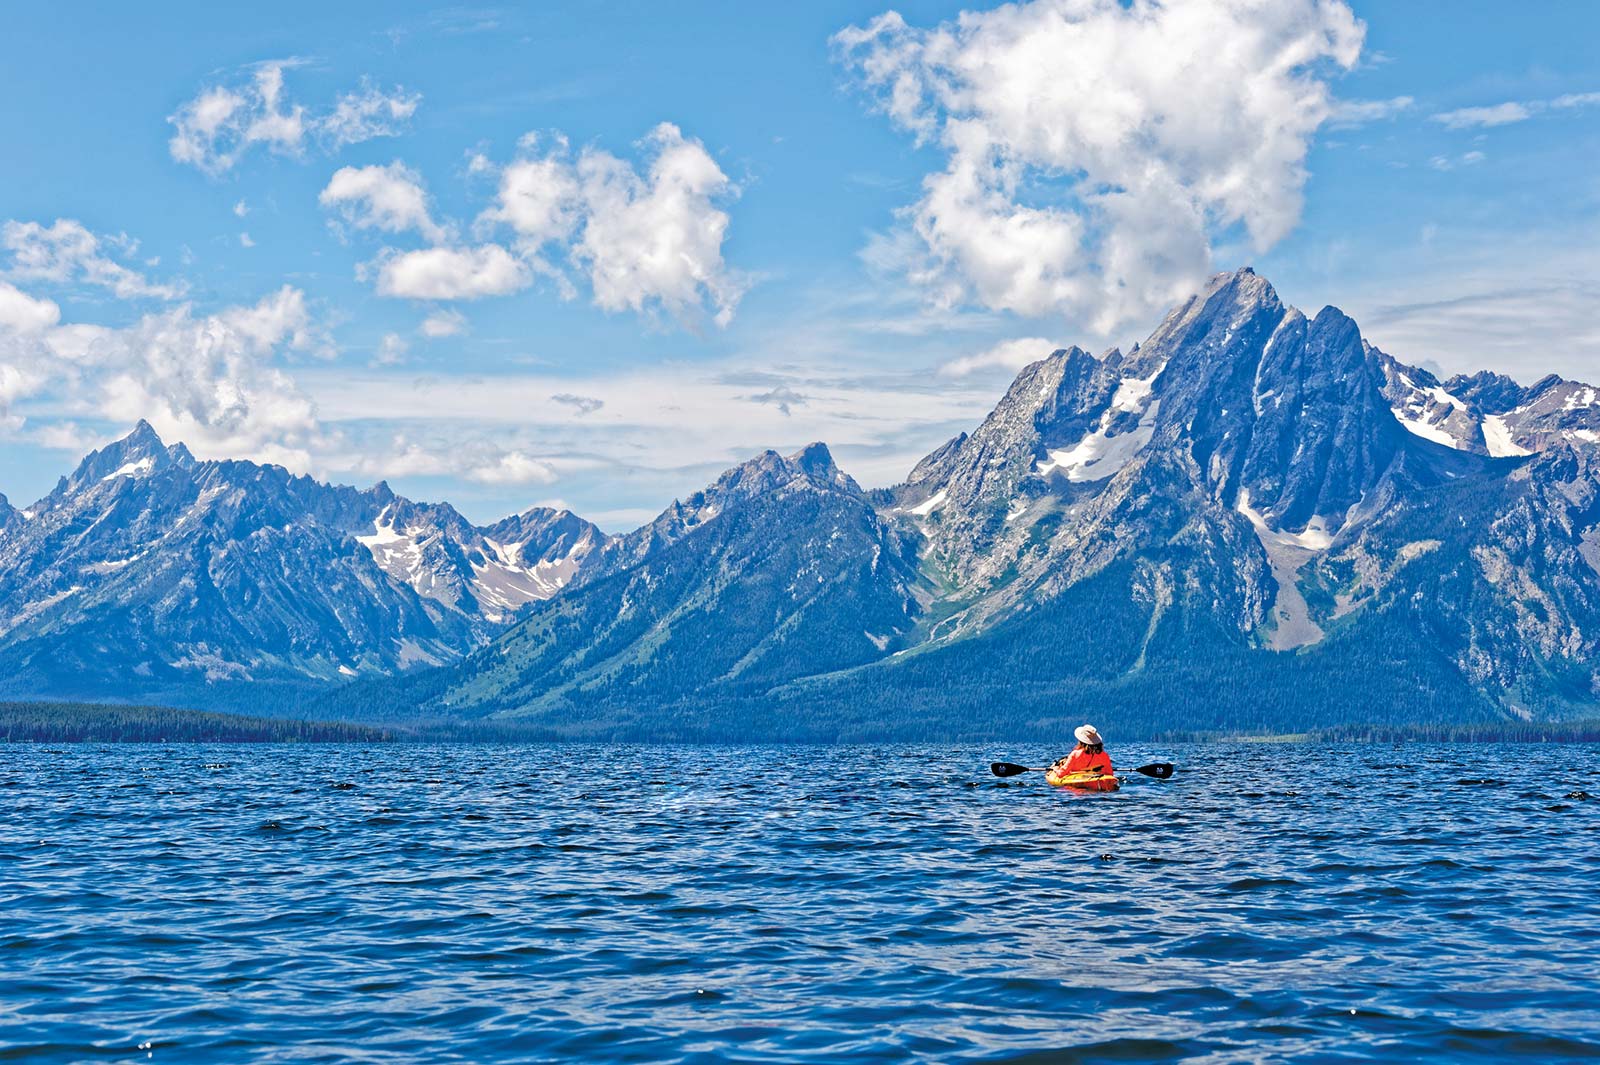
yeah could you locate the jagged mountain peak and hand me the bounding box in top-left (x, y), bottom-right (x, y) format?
top-left (584, 441), bottom-right (869, 579)
top-left (62, 420), bottom-right (195, 491)
top-left (706, 442), bottom-right (860, 500)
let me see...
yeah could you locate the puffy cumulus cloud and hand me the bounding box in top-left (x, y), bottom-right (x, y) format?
top-left (0, 281), bottom-right (60, 333)
top-left (169, 61), bottom-right (419, 175)
top-left (472, 123), bottom-right (743, 325)
top-left (3, 219), bottom-right (185, 300)
top-left (833, 0), bottom-right (1365, 333)
top-left (320, 163), bottom-right (449, 243)
top-left (574, 123), bottom-right (742, 326)
top-left (419, 309), bottom-right (466, 338)
top-left (373, 244), bottom-right (530, 301)
top-left (937, 336), bottom-right (1057, 377)
top-left (332, 125), bottom-right (743, 327)
top-left (0, 280), bottom-right (332, 471)
top-left (1432, 91), bottom-right (1600, 130)
top-left (93, 288), bottom-right (327, 469)
top-left (476, 133), bottom-right (581, 260)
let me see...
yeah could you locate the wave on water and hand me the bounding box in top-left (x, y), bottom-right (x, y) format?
top-left (1, 741), bottom-right (1597, 1063)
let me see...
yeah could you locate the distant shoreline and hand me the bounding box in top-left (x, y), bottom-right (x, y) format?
top-left (0, 702), bottom-right (391, 744)
top-left (3, 701), bottom-right (1599, 744)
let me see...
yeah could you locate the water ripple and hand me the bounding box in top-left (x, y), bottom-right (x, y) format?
top-left (1, 742), bottom-right (1598, 1062)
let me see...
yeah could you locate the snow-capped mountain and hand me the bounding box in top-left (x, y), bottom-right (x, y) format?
top-left (1379, 354), bottom-right (1600, 457)
top-left (373, 268), bottom-right (1600, 738)
top-left (6, 269), bottom-right (1598, 736)
top-left (419, 443), bottom-right (923, 722)
top-left (0, 422), bottom-right (603, 707)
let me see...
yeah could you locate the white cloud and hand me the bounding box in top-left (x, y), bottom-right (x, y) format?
top-left (1432, 91), bottom-right (1600, 130)
top-left (299, 354), bottom-right (1000, 496)
top-left (169, 61), bottom-right (419, 175)
top-left (1328, 95), bottom-right (1414, 128)
top-left (322, 82), bottom-right (420, 149)
top-left (573, 123), bottom-right (742, 325)
top-left (374, 244), bottom-right (530, 300)
top-left (3, 219), bottom-right (185, 300)
top-left (320, 162), bottom-right (448, 243)
top-left (477, 133), bottom-right (581, 259)
top-left (374, 333), bottom-right (409, 366)
top-left (1431, 102), bottom-right (1533, 130)
top-left (464, 450), bottom-right (558, 485)
top-left (419, 309), bottom-right (467, 337)
top-left (0, 282), bottom-right (60, 333)
top-left (471, 124), bottom-right (743, 324)
top-left (0, 282), bottom-right (330, 470)
top-left (1429, 151), bottom-right (1487, 172)
top-left (833, 0), bottom-right (1365, 333)
top-left (340, 436), bottom-right (563, 488)
top-left (239, 232), bottom-right (255, 248)
top-left (937, 336), bottom-right (1057, 377)
top-left (233, 200), bottom-right (249, 218)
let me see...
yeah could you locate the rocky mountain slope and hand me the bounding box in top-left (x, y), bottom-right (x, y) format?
top-left (416, 444), bottom-right (924, 724)
top-left (368, 268), bottom-right (1600, 738)
top-left (0, 422), bottom-right (603, 708)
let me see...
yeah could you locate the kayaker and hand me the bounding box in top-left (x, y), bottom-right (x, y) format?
top-left (1051, 724), bottom-right (1114, 778)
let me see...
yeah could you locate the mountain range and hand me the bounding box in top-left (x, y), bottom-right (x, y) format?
top-left (4, 268), bottom-right (1599, 737)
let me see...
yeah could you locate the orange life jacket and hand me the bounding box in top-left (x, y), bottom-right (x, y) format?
top-left (1063, 748), bottom-right (1114, 777)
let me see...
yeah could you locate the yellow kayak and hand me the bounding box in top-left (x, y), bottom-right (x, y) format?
top-left (1044, 769), bottom-right (1121, 792)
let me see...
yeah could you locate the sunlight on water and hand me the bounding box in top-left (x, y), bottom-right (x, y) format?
top-left (1, 742), bottom-right (1597, 1063)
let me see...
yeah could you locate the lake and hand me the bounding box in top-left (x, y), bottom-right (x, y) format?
top-left (2, 742), bottom-right (1597, 1062)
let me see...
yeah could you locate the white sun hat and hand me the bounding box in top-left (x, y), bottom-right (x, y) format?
top-left (1074, 724), bottom-right (1104, 746)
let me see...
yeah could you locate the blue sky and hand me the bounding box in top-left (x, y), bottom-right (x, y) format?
top-left (1, 1), bottom-right (1597, 528)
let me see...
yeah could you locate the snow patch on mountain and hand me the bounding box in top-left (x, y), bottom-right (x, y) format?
top-left (1235, 489), bottom-right (1326, 650)
top-left (1037, 370), bottom-right (1162, 482)
top-left (357, 508), bottom-right (431, 590)
top-left (1391, 373), bottom-right (1472, 449)
top-left (1481, 414), bottom-right (1533, 458)
top-left (101, 457), bottom-right (155, 481)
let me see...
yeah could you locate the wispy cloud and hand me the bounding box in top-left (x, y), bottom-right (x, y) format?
top-left (1327, 95), bottom-right (1414, 129)
top-left (168, 61), bottom-right (419, 175)
top-left (1432, 91), bottom-right (1600, 130)
top-left (938, 336), bottom-right (1059, 378)
top-left (3, 219), bottom-right (185, 301)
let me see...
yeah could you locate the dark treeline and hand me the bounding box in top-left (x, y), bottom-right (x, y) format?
top-left (1309, 720), bottom-right (1600, 743)
top-left (0, 702), bottom-right (392, 743)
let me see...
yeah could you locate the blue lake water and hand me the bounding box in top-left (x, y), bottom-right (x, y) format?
top-left (2, 741), bottom-right (1598, 1063)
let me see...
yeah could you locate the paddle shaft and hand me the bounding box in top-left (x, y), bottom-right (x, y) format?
top-left (990, 761), bottom-right (1174, 779)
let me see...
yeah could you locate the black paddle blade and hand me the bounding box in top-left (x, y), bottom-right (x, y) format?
top-left (990, 762), bottom-right (1031, 778)
top-left (1132, 762), bottom-right (1175, 780)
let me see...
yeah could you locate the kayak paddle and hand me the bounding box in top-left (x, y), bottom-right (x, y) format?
top-left (990, 761), bottom-right (1175, 779)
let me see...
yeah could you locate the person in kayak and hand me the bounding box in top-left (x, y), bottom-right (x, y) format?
top-left (1050, 724), bottom-right (1114, 779)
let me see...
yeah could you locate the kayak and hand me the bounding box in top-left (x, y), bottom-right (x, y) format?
top-left (1045, 768), bottom-right (1121, 792)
